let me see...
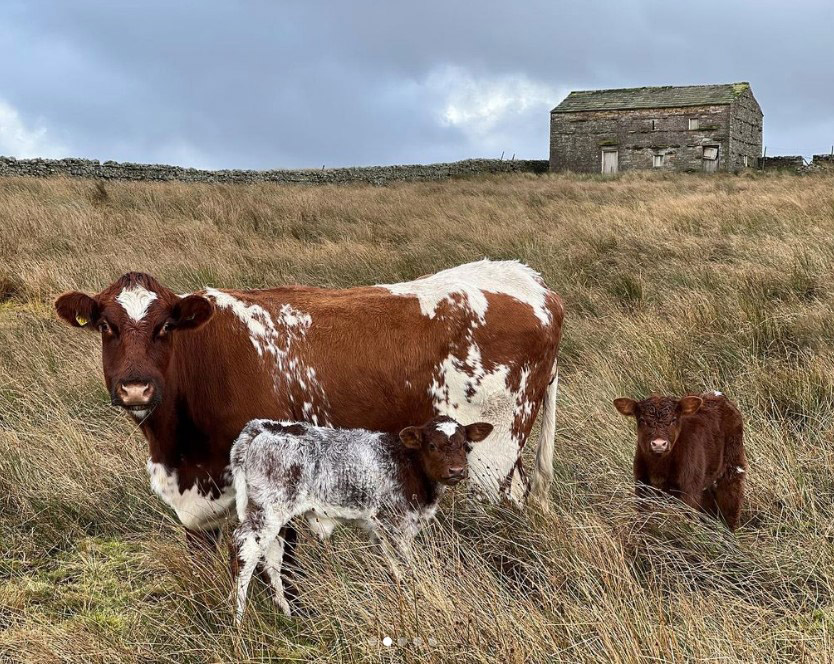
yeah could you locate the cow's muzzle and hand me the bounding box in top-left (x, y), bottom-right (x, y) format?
top-left (112, 380), bottom-right (160, 414)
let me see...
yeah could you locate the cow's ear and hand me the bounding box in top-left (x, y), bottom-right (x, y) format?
top-left (399, 426), bottom-right (423, 449)
top-left (55, 292), bottom-right (99, 330)
top-left (464, 422), bottom-right (493, 443)
top-left (613, 398), bottom-right (637, 417)
top-left (171, 295), bottom-right (214, 331)
top-left (678, 396), bottom-right (703, 416)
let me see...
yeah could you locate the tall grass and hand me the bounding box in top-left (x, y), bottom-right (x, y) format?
top-left (2, 170), bottom-right (834, 661)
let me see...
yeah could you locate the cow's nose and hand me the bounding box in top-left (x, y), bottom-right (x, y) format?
top-left (447, 466), bottom-right (466, 478)
top-left (117, 382), bottom-right (154, 406)
top-left (650, 438), bottom-right (669, 454)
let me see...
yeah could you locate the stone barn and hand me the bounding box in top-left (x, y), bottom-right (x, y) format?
top-left (550, 82), bottom-right (762, 174)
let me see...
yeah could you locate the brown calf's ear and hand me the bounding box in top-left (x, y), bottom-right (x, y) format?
top-left (399, 426), bottom-right (423, 449)
top-left (678, 396), bottom-right (703, 416)
top-left (613, 398), bottom-right (637, 417)
top-left (55, 292), bottom-right (99, 330)
top-left (171, 294), bottom-right (214, 331)
top-left (464, 422), bottom-right (493, 442)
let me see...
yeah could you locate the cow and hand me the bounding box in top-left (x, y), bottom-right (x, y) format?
top-left (54, 259), bottom-right (563, 546)
top-left (613, 391), bottom-right (746, 530)
top-left (231, 415), bottom-right (493, 621)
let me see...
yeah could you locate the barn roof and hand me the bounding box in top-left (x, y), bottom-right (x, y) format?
top-left (551, 82), bottom-right (751, 113)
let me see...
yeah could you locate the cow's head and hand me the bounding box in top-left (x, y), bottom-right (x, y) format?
top-left (399, 416), bottom-right (493, 485)
top-left (55, 273), bottom-right (214, 421)
top-left (613, 395), bottom-right (702, 457)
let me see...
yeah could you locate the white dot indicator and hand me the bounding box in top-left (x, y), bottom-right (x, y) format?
top-left (382, 636), bottom-right (393, 647)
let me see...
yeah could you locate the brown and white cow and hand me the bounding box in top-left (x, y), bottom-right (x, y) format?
top-left (54, 259), bottom-right (564, 545)
top-left (613, 391), bottom-right (746, 530)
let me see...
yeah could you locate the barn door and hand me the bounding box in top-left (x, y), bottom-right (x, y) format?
top-left (702, 146), bottom-right (719, 173)
top-left (602, 149), bottom-right (618, 174)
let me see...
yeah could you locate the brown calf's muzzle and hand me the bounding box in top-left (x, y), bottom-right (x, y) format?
top-left (649, 437), bottom-right (671, 455)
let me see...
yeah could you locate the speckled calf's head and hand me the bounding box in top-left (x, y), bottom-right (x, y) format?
top-left (399, 416), bottom-right (493, 485)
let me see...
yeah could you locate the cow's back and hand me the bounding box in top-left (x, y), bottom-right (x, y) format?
top-left (190, 260), bottom-right (563, 504)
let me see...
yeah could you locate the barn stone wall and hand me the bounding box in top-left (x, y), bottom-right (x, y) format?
top-left (550, 105), bottom-right (732, 173)
top-left (728, 88), bottom-right (763, 170)
top-left (0, 157), bottom-right (549, 185)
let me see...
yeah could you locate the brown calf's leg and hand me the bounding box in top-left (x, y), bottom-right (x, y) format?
top-left (714, 470), bottom-right (745, 531)
top-left (700, 486), bottom-right (719, 520)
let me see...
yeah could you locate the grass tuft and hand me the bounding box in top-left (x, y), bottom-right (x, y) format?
top-left (2, 170), bottom-right (834, 661)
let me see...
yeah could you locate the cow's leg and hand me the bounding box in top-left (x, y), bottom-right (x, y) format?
top-left (186, 527), bottom-right (221, 554)
top-left (260, 533), bottom-right (292, 617)
top-left (278, 525), bottom-right (304, 613)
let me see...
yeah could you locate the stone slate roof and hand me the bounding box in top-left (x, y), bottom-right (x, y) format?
top-left (552, 82), bottom-right (750, 113)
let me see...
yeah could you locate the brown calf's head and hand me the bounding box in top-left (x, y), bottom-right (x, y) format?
top-left (613, 394), bottom-right (703, 457)
top-left (399, 416), bottom-right (493, 485)
top-left (55, 272), bottom-right (214, 421)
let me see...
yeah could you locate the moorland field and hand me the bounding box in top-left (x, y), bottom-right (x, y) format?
top-left (2, 170), bottom-right (834, 662)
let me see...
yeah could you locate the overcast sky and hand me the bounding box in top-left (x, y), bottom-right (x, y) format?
top-left (0, 1), bottom-right (831, 169)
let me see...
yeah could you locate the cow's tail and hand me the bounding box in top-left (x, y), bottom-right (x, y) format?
top-left (528, 362), bottom-right (559, 512)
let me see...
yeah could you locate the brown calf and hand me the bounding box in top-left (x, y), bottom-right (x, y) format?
top-left (613, 391), bottom-right (746, 530)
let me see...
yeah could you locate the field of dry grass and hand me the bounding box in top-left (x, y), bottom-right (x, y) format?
top-left (2, 170), bottom-right (834, 662)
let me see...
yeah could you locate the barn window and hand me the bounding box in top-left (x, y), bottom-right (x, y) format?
top-left (703, 146), bottom-right (718, 160)
top-left (688, 118), bottom-right (699, 130)
top-left (652, 154), bottom-right (664, 168)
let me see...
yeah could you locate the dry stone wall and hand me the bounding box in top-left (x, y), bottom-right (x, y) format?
top-left (0, 157), bottom-right (548, 185)
top-left (759, 156), bottom-right (805, 170)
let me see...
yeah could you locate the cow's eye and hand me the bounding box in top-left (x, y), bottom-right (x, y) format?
top-left (428, 443), bottom-right (437, 452)
top-left (98, 321), bottom-right (112, 335)
top-left (158, 321), bottom-right (174, 337)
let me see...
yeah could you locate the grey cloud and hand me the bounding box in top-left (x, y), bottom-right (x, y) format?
top-left (0, 0), bottom-right (831, 167)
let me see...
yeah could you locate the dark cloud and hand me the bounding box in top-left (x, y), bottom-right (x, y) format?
top-left (0, 0), bottom-right (831, 167)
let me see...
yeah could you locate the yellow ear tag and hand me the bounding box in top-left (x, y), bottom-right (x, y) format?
top-left (75, 314), bottom-right (89, 326)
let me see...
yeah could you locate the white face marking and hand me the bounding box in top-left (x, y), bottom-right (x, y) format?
top-left (116, 285), bottom-right (158, 322)
top-left (378, 259), bottom-right (552, 326)
top-left (147, 461), bottom-right (235, 530)
top-left (436, 421), bottom-right (459, 437)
